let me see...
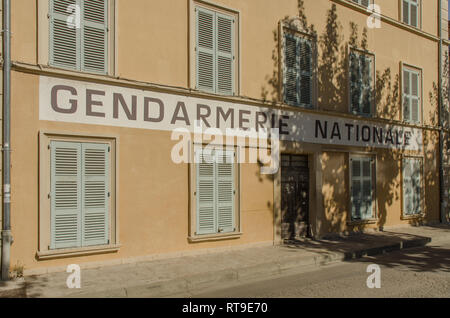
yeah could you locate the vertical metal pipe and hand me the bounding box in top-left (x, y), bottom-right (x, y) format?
top-left (438, 0), bottom-right (447, 224)
top-left (1, 0), bottom-right (12, 281)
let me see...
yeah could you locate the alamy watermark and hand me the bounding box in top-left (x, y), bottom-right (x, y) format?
top-left (171, 121), bottom-right (280, 175)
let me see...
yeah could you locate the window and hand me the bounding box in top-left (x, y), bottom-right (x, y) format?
top-left (50, 141), bottom-right (110, 249)
top-left (283, 32), bottom-right (313, 108)
top-left (195, 148), bottom-right (236, 235)
top-left (350, 156), bottom-right (375, 221)
top-left (349, 50), bottom-right (374, 116)
top-left (49, 0), bottom-right (109, 74)
top-left (403, 66), bottom-right (421, 124)
top-left (195, 6), bottom-right (236, 95)
top-left (351, 0), bottom-right (371, 7)
top-left (402, 0), bottom-right (420, 28)
top-left (403, 158), bottom-right (422, 216)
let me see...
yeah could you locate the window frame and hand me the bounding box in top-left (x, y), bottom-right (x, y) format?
top-left (38, 132), bottom-right (119, 257)
top-left (351, 0), bottom-right (372, 8)
top-left (401, 0), bottom-right (421, 29)
top-left (349, 155), bottom-right (377, 222)
top-left (402, 156), bottom-right (424, 218)
top-left (281, 27), bottom-right (317, 109)
top-left (348, 47), bottom-right (376, 117)
top-left (401, 63), bottom-right (423, 125)
top-left (189, 0), bottom-right (240, 96)
top-left (38, 0), bottom-right (116, 76)
top-left (189, 143), bottom-right (241, 242)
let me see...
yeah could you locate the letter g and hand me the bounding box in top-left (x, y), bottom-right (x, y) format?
top-left (51, 85), bottom-right (78, 114)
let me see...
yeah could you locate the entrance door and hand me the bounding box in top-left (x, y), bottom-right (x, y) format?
top-left (281, 154), bottom-right (310, 240)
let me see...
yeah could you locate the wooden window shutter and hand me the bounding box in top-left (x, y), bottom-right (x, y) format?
top-left (410, 0), bottom-right (418, 28)
top-left (350, 52), bottom-right (362, 114)
top-left (404, 158), bottom-right (422, 215)
top-left (284, 34), bottom-right (300, 106)
top-left (403, 68), bottom-right (421, 124)
top-left (81, 0), bottom-right (108, 74)
top-left (299, 38), bottom-right (312, 107)
top-left (360, 56), bottom-right (372, 115)
top-left (50, 0), bottom-right (80, 70)
top-left (216, 13), bottom-right (235, 95)
top-left (50, 141), bottom-right (82, 249)
top-left (351, 157), bottom-right (373, 220)
top-left (216, 150), bottom-right (235, 233)
top-left (196, 149), bottom-right (217, 235)
top-left (81, 143), bottom-right (110, 246)
top-left (196, 7), bottom-right (216, 93)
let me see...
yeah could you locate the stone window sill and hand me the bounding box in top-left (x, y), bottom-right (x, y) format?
top-left (188, 232), bottom-right (243, 243)
top-left (36, 244), bottom-right (121, 260)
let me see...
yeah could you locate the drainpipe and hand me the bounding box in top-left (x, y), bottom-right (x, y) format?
top-left (1, 0), bottom-right (12, 281)
top-left (438, 0), bottom-right (447, 224)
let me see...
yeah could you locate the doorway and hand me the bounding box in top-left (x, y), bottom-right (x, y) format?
top-left (281, 154), bottom-right (310, 240)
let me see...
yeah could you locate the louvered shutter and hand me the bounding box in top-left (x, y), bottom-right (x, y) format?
top-left (82, 143), bottom-right (109, 246)
top-left (351, 158), bottom-right (362, 219)
top-left (81, 0), bottom-right (108, 74)
top-left (361, 158), bottom-right (373, 220)
top-left (351, 157), bottom-right (373, 220)
top-left (196, 149), bottom-right (217, 235)
top-left (196, 8), bottom-right (215, 93)
top-left (403, 0), bottom-right (410, 24)
top-left (50, 141), bottom-right (82, 249)
top-left (410, 0), bottom-right (418, 27)
top-left (350, 52), bottom-right (362, 114)
top-left (50, 0), bottom-right (80, 70)
top-left (299, 38), bottom-right (312, 106)
top-left (361, 0), bottom-right (370, 7)
top-left (403, 159), bottom-right (413, 215)
top-left (216, 150), bottom-right (235, 233)
top-left (361, 55), bottom-right (372, 115)
top-left (403, 69), bottom-right (421, 124)
top-left (216, 13), bottom-right (234, 95)
top-left (412, 159), bottom-right (421, 214)
top-left (284, 34), bottom-right (300, 106)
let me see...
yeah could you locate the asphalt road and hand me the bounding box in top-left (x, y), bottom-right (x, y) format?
top-left (191, 241), bottom-right (450, 298)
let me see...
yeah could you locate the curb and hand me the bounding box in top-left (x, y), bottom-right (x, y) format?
top-left (65, 236), bottom-right (432, 298)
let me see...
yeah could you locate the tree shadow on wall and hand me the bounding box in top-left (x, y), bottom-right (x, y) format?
top-left (258, 1), bottom-right (440, 240)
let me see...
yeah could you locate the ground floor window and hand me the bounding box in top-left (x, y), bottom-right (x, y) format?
top-left (50, 141), bottom-right (111, 249)
top-left (402, 157), bottom-right (422, 216)
top-left (195, 147), bottom-right (236, 235)
top-left (350, 155), bottom-right (375, 221)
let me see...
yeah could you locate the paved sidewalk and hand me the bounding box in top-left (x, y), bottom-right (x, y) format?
top-left (16, 224), bottom-right (450, 298)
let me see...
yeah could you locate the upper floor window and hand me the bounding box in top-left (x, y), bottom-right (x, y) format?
top-left (351, 0), bottom-right (371, 7)
top-left (49, 0), bottom-right (109, 74)
top-left (283, 32), bottom-right (314, 108)
top-left (402, 0), bottom-right (420, 28)
top-left (349, 50), bottom-right (374, 116)
top-left (195, 5), bottom-right (237, 96)
top-left (402, 66), bottom-right (422, 124)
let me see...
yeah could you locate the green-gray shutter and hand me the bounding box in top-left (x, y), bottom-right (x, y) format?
top-left (50, 141), bottom-right (82, 249)
top-left (351, 157), bottom-right (373, 220)
top-left (350, 52), bottom-right (361, 114)
top-left (81, 0), bottom-right (108, 74)
top-left (404, 158), bottom-right (422, 215)
top-left (284, 33), bottom-right (300, 106)
top-left (403, 69), bottom-right (420, 124)
top-left (196, 149), bottom-right (217, 235)
top-left (403, 159), bottom-right (413, 215)
top-left (350, 52), bottom-right (372, 115)
top-left (299, 38), bottom-right (312, 106)
top-left (50, 0), bottom-right (80, 70)
top-left (81, 143), bottom-right (109, 246)
top-left (196, 7), bottom-right (215, 93)
top-left (216, 13), bottom-right (234, 95)
top-left (403, 0), bottom-right (419, 27)
top-left (216, 150), bottom-right (235, 233)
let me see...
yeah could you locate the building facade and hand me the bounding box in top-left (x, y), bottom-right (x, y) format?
top-left (1, 0), bottom-right (449, 275)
